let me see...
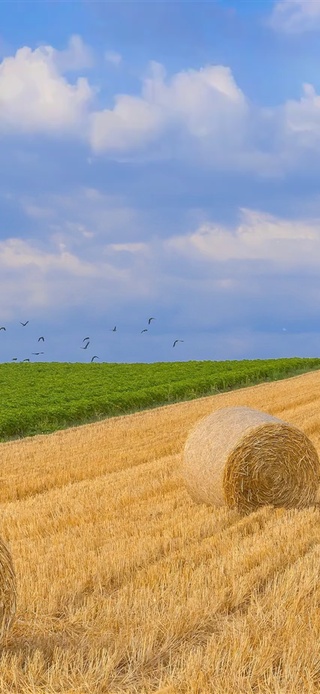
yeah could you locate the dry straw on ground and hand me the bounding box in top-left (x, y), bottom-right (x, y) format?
top-left (182, 406), bottom-right (320, 514)
top-left (0, 537), bottom-right (16, 642)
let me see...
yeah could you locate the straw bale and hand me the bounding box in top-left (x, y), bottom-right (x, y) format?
top-left (181, 406), bottom-right (320, 514)
top-left (0, 537), bottom-right (16, 642)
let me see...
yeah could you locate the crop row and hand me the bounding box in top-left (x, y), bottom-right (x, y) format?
top-left (0, 357), bottom-right (319, 440)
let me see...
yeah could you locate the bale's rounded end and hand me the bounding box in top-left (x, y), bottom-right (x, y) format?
top-left (224, 423), bottom-right (320, 513)
top-left (0, 538), bottom-right (17, 642)
top-left (182, 406), bottom-right (320, 514)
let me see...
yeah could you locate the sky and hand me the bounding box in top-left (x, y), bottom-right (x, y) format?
top-left (1, 0), bottom-right (320, 363)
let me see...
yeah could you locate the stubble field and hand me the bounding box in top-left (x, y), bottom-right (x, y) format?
top-left (0, 369), bottom-right (320, 692)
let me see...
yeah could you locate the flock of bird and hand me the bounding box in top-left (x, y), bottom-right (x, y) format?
top-left (0, 317), bottom-right (184, 362)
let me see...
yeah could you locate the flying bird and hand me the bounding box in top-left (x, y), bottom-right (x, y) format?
top-left (22, 358), bottom-right (30, 362)
top-left (91, 355), bottom-right (99, 362)
top-left (112, 326), bottom-right (117, 332)
top-left (0, 327), bottom-right (6, 331)
top-left (148, 317), bottom-right (155, 325)
top-left (38, 336), bottom-right (44, 342)
top-left (11, 357), bottom-right (17, 361)
top-left (20, 321), bottom-right (29, 326)
top-left (32, 352), bottom-right (44, 355)
top-left (81, 341), bottom-right (90, 349)
top-left (173, 340), bottom-right (184, 348)
top-left (141, 329), bottom-right (148, 333)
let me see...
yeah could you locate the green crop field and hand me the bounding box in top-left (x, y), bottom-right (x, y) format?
top-left (1, 357), bottom-right (320, 441)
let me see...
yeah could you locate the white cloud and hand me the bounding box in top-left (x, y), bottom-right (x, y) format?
top-left (15, 188), bottom-right (144, 251)
top-left (14, 189), bottom-right (320, 282)
top-left (269, 0), bottom-right (320, 33)
top-left (3, 182), bottom-right (320, 347)
top-left (87, 59), bottom-right (320, 172)
top-left (166, 207), bottom-right (320, 269)
top-left (2, 37), bottom-right (320, 175)
top-left (51, 34), bottom-right (94, 72)
top-left (46, 188), bottom-right (141, 240)
top-left (143, 62), bottom-right (247, 131)
top-left (0, 237), bottom-right (99, 317)
top-left (90, 94), bottom-right (163, 152)
top-left (283, 84), bottom-right (320, 147)
top-left (0, 233), bottom-right (153, 319)
top-left (0, 238), bottom-right (96, 276)
top-left (0, 187), bottom-right (158, 319)
top-left (105, 50), bottom-right (122, 66)
top-left (0, 41), bottom-right (93, 134)
top-left (89, 61), bottom-right (248, 155)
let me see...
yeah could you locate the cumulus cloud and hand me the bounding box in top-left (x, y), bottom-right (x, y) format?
top-left (269, 0), bottom-right (320, 33)
top-left (282, 84), bottom-right (320, 146)
top-left (3, 36), bottom-right (320, 176)
top-left (33, 187), bottom-right (143, 243)
top-left (89, 61), bottom-right (248, 156)
top-left (51, 34), bottom-right (94, 72)
top-left (0, 237), bottom-right (98, 317)
top-left (87, 59), bottom-right (320, 175)
top-left (0, 186), bottom-right (158, 319)
top-left (0, 234), bottom-right (152, 320)
top-left (3, 179), bottom-right (320, 362)
top-left (0, 39), bottom-right (93, 135)
top-left (89, 95), bottom-right (163, 152)
top-left (166, 207), bottom-right (320, 270)
top-left (0, 238), bottom-right (96, 275)
top-left (14, 188), bottom-right (320, 280)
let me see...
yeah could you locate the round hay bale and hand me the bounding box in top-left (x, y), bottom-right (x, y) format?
top-left (0, 537), bottom-right (16, 642)
top-left (182, 406), bottom-right (320, 514)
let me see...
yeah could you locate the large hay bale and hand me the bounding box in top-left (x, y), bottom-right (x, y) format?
top-left (0, 537), bottom-right (16, 641)
top-left (182, 406), bottom-right (320, 514)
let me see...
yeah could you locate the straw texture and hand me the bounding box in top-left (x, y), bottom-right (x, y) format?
top-left (182, 406), bottom-right (320, 514)
top-left (0, 537), bottom-right (16, 642)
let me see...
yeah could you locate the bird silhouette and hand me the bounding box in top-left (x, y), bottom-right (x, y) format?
top-left (148, 317), bottom-right (155, 324)
top-left (20, 321), bottom-right (29, 326)
top-left (11, 357), bottom-right (17, 361)
top-left (91, 355), bottom-right (99, 362)
top-left (112, 326), bottom-right (117, 332)
top-left (141, 329), bottom-right (148, 333)
top-left (38, 336), bottom-right (44, 342)
top-left (22, 358), bottom-right (30, 362)
top-left (173, 339), bottom-right (184, 348)
top-left (0, 327), bottom-right (6, 331)
top-left (32, 352), bottom-right (44, 355)
top-left (83, 337), bottom-right (90, 342)
top-left (81, 341), bottom-right (90, 349)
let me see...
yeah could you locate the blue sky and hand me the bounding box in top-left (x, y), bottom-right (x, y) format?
top-left (1, 0), bottom-right (320, 363)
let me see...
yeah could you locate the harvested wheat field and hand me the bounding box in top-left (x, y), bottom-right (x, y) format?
top-left (1, 371), bottom-right (320, 693)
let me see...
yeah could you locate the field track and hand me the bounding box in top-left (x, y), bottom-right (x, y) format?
top-left (1, 369), bottom-right (320, 692)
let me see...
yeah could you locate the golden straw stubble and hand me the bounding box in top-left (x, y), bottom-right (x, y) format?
top-left (181, 406), bottom-right (320, 514)
top-left (0, 537), bottom-right (17, 642)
